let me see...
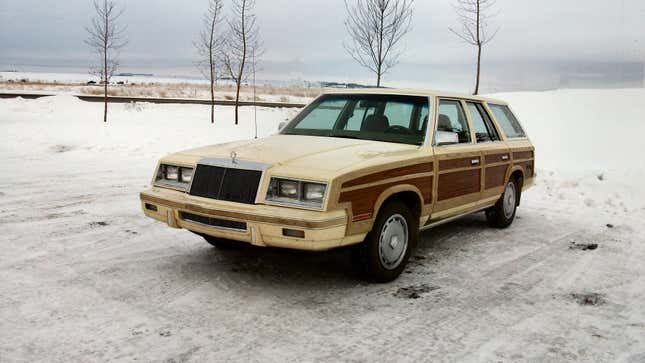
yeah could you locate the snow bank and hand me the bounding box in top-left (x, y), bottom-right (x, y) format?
top-left (490, 89), bottom-right (645, 220)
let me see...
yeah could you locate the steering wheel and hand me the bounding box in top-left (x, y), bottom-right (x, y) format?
top-left (385, 125), bottom-right (412, 135)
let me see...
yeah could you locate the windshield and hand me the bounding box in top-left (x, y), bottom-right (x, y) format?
top-left (281, 94), bottom-right (431, 145)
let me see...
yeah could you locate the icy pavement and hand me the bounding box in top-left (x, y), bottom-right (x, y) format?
top-left (1, 93), bottom-right (644, 362)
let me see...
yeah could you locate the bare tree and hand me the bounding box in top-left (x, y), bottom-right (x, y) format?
top-left (449, 0), bottom-right (499, 95)
top-left (344, 0), bottom-right (414, 87)
top-left (195, 0), bottom-right (225, 124)
top-left (85, 0), bottom-right (127, 123)
top-left (221, 0), bottom-right (261, 125)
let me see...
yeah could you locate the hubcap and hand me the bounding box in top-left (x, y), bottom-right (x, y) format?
top-left (378, 214), bottom-right (409, 270)
top-left (503, 182), bottom-right (516, 219)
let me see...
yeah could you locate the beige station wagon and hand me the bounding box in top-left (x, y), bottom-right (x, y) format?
top-left (141, 89), bottom-right (535, 282)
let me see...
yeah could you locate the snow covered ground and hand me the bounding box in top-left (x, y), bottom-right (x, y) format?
top-left (1, 90), bottom-right (644, 362)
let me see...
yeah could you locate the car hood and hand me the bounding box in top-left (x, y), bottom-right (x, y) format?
top-left (173, 134), bottom-right (422, 174)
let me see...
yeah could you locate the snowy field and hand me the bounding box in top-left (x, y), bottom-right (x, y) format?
top-left (0, 71), bottom-right (320, 104)
top-left (1, 89), bottom-right (645, 362)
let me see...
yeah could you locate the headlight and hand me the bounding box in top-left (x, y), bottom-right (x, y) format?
top-left (180, 167), bottom-right (193, 183)
top-left (166, 166), bottom-right (179, 181)
top-left (278, 180), bottom-right (299, 198)
top-left (303, 183), bottom-right (325, 202)
top-left (266, 177), bottom-right (327, 209)
top-left (155, 164), bottom-right (194, 191)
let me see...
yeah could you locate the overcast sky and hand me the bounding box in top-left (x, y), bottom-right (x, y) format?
top-left (1, 0), bottom-right (644, 90)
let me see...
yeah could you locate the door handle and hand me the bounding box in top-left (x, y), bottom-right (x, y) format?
top-left (501, 155), bottom-right (509, 160)
top-left (471, 159), bottom-right (480, 165)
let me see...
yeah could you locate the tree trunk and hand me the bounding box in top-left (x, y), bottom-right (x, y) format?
top-left (209, 15), bottom-right (216, 124)
top-left (475, 43), bottom-right (481, 95)
top-left (210, 78), bottom-right (215, 124)
top-left (474, 0), bottom-right (481, 95)
top-left (103, 81), bottom-right (108, 123)
top-left (234, 1), bottom-right (248, 126)
top-left (234, 79), bottom-right (241, 125)
top-left (209, 56), bottom-right (215, 124)
top-left (103, 2), bottom-right (108, 123)
top-left (376, 6), bottom-right (385, 88)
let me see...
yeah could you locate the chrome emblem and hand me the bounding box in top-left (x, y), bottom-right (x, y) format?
top-left (230, 151), bottom-right (238, 164)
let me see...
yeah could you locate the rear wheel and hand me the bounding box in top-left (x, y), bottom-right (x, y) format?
top-left (353, 201), bottom-right (418, 283)
top-left (486, 178), bottom-right (518, 228)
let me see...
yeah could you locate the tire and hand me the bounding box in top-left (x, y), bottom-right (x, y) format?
top-left (199, 234), bottom-right (242, 250)
top-left (352, 200), bottom-right (418, 283)
top-left (486, 178), bottom-right (519, 228)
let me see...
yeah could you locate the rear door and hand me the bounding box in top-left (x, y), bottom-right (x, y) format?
top-left (487, 103), bottom-right (535, 183)
top-left (464, 101), bottom-right (512, 204)
top-left (431, 98), bottom-right (483, 220)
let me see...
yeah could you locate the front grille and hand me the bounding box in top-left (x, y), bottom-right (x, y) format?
top-left (189, 164), bottom-right (262, 204)
top-left (180, 212), bottom-right (247, 231)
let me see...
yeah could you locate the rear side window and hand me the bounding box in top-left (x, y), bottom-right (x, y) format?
top-left (489, 104), bottom-right (526, 139)
top-left (467, 102), bottom-right (500, 142)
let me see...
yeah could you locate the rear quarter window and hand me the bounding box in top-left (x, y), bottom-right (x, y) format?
top-left (488, 104), bottom-right (526, 139)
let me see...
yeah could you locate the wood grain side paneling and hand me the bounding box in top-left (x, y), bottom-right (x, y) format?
top-left (437, 169), bottom-right (481, 201)
top-left (485, 153), bottom-right (510, 164)
top-left (515, 160), bottom-right (534, 178)
top-left (485, 164), bottom-right (510, 189)
top-left (342, 162), bottom-right (433, 188)
top-left (513, 151), bottom-right (534, 160)
top-left (339, 176), bottom-right (432, 216)
top-left (439, 156), bottom-right (481, 171)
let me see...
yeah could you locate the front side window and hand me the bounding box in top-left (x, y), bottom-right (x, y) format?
top-left (283, 94), bottom-right (430, 145)
top-left (435, 99), bottom-right (471, 145)
top-left (467, 102), bottom-right (500, 142)
top-left (489, 104), bottom-right (526, 139)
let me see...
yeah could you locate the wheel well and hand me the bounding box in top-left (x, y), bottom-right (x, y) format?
top-left (380, 191), bottom-right (422, 219)
top-left (510, 170), bottom-right (524, 206)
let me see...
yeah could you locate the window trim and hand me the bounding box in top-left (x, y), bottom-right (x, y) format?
top-left (487, 103), bottom-right (528, 140)
top-left (282, 93), bottom-right (433, 146)
top-left (431, 97), bottom-right (475, 147)
top-left (465, 101), bottom-right (502, 144)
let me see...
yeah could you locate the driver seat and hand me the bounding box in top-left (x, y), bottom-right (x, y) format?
top-left (361, 114), bottom-right (390, 133)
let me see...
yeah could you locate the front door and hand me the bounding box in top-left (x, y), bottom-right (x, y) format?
top-left (431, 99), bottom-right (483, 220)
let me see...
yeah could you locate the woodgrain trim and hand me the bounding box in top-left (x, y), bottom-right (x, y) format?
top-left (437, 169), bottom-right (481, 201)
top-left (140, 193), bottom-right (345, 229)
top-left (339, 176), bottom-right (432, 216)
top-left (439, 156), bottom-right (481, 171)
top-left (485, 153), bottom-right (510, 164)
top-left (513, 151), bottom-right (534, 160)
top-left (485, 164), bottom-right (510, 189)
top-left (514, 160), bottom-right (535, 178)
top-left (342, 162), bottom-right (434, 188)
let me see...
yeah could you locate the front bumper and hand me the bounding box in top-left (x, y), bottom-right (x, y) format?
top-left (140, 187), bottom-right (363, 251)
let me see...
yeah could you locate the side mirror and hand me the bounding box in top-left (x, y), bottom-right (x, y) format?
top-left (278, 121), bottom-right (288, 131)
top-left (434, 131), bottom-right (459, 146)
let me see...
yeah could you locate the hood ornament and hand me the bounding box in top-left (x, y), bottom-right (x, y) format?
top-left (230, 151), bottom-right (238, 164)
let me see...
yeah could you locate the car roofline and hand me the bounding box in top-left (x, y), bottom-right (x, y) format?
top-left (321, 88), bottom-right (508, 105)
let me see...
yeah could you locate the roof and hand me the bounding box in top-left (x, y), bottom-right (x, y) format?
top-left (322, 88), bottom-right (508, 105)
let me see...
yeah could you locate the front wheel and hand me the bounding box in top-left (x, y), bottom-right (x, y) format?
top-left (486, 179), bottom-right (518, 228)
top-left (353, 201), bottom-right (418, 283)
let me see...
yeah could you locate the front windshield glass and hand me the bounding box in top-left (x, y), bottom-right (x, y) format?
top-left (281, 94), bottom-right (430, 145)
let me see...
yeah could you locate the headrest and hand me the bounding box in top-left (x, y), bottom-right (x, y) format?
top-left (361, 114), bottom-right (389, 133)
top-left (438, 114), bottom-right (452, 131)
